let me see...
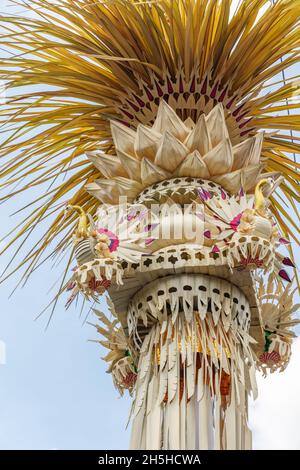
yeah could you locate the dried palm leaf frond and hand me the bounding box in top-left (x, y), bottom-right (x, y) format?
top-left (0, 0), bottom-right (300, 285)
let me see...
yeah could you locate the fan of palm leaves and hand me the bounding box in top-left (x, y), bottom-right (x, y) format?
top-left (0, 0), bottom-right (300, 289)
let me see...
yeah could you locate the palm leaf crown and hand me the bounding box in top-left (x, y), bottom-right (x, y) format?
top-left (0, 0), bottom-right (300, 286)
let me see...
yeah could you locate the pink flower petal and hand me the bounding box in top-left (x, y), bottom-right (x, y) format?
top-left (204, 190), bottom-right (212, 200)
top-left (230, 213), bottom-right (242, 231)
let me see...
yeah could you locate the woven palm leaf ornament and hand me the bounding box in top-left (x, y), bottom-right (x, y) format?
top-left (1, 0), bottom-right (300, 450)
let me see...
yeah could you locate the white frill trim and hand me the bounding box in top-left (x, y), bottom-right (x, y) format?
top-left (127, 273), bottom-right (252, 348)
top-left (134, 177), bottom-right (224, 204)
top-left (227, 235), bottom-right (274, 270)
top-left (253, 276), bottom-right (300, 375)
top-left (69, 259), bottom-right (124, 300)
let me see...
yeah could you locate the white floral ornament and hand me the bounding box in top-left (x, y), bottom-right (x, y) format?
top-left (94, 204), bottom-right (150, 263)
top-left (65, 204), bottom-right (150, 303)
top-left (196, 182), bottom-right (295, 279)
top-left (252, 276), bottom-right (300, 375)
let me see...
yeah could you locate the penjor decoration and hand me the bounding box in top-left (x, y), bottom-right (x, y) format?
top-left (1, 0), bottom-right (300, 451)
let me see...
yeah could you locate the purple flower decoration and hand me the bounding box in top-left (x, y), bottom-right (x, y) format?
top-left (239, 187), bottom-right (245, 198)
top-left (230, 213), bottom-right (242, 231)
top-left (204, 230), bottom-right (211, 239)
top-left (211, 245), bottom-right (220, 253)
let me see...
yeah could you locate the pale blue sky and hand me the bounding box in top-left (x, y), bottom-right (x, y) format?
top-left (0, 0), bottom-right (300, 450)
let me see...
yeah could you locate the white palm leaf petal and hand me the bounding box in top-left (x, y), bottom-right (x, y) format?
top-left (85, 152), bottom-right (125, 178)
top-left (232, 134), bottom-right (264, 171)
top-left (205, 103), bottom-right (229, 146)
top-left (184, 114), bottom-right (211, 155)
top-left (117, 151), bottom-right (142, 181)
top-left (134, 125), bottom-right (161, 160)
top-left (229, 194), bottom-right (255, 215)
top-left (253, 276), bottom-right (300, 374)
top-left (152, 100), bottom-right (190, 140)
top-left (86, 101), bottom-right (268, 204)
top-left (214, 164), bottom-right (263, 194)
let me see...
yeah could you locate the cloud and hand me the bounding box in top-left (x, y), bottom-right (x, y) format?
top-left (249, 337), bottom-right (300, 449)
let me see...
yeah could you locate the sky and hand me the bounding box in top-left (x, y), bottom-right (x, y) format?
top-left (0, 0), bottom-right (300, 451)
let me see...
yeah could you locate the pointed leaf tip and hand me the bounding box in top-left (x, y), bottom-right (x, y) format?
top-left (278, 269), bottom-right (292, 283)
top-left (282, 257), bottom-right (295, 268)
top-left (279, 237), bottom-right (291, 245)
